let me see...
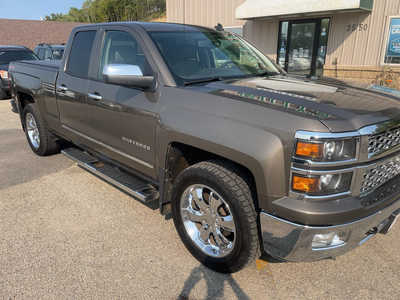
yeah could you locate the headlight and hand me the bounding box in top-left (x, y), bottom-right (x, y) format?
top-left (295, 139), bottom-right (357, 162)
top-left (292, 172), bottom-right (353, 196)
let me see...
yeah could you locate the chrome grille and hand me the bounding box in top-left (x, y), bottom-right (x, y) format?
top-left (361, 156), bottom-right (400, 194)
top-left (368, 126), bottom-right (400, 157)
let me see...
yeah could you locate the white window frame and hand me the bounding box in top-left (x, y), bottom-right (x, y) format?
top-left (381, 15), bottom-right (400, 66)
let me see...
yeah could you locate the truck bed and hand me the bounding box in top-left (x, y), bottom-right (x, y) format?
top-left (10, 60), bottom-right (60, 87)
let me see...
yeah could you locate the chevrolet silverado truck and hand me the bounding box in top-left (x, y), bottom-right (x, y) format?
top-left (9, 22), bottom-right (400, 273)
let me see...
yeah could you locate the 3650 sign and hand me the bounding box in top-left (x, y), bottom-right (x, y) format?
top-left (346, 23), bottom-right (368, 32)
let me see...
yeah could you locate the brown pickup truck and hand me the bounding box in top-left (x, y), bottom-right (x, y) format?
top-left (9, 22), bottom-right (400, 273)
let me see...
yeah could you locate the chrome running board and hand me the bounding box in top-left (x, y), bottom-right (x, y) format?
top-left (62, 147), bottom-right (159, 203)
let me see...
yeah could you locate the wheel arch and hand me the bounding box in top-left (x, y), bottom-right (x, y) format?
top-left (159, 137), bottom-right (275, 214)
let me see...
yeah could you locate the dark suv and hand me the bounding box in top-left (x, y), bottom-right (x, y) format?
top-left (0, 45), bottom-right (38, 101)
top-left (34, 44), bottom-right (65, 61)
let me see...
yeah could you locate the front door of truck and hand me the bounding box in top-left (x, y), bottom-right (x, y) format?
top-left (86, 28), bottom-right (158, 178)
top-left (57, 30), bottom-right (97, 136)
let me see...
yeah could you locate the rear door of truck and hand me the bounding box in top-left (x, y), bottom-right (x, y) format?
top-left (56, 29), bottom-right (98, 136)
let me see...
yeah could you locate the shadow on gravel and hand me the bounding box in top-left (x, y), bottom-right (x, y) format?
top-left (0, 129), bottom-right (73, 189)
top-left (178, 265), bottom-right (250, 300)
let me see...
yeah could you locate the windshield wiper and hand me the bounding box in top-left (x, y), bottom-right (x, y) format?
top-left (184, 77), bottom-right (224, 86)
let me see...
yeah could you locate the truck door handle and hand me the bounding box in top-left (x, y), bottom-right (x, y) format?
top-left (88, 93), bottom-right (103, 101)
top-left (57, 85), bottom-right (68, 92)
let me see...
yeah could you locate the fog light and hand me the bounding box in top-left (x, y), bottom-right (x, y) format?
top-left (312, 232), bottom-right (346, 249)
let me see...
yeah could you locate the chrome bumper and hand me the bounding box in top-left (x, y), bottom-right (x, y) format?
top-left (260, 198), bottom-right (400, 262)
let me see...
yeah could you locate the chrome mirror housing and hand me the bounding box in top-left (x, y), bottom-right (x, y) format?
top-left (103, 64), bottom-right (144, 77)
top-left (102, 64), bottom-right (155, 90)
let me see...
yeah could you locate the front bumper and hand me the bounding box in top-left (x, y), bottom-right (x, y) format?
top-left (260, 196), bottom-right (400, 262)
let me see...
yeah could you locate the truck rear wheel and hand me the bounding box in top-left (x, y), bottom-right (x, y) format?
top-left (22, 103), bottom-right (59, 156)
top-left (172, 160), bottom-right (260, 273)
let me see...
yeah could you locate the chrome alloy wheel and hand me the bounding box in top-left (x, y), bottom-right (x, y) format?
top-left (26, 112), bottom-right (40, 149)
top-left (180, 184), bottom-right (236, 258)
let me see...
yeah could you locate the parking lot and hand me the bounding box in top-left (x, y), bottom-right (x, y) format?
top-left (0, 99), bottom-right (399, 299)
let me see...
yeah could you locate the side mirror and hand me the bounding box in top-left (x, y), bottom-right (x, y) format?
top-left (103, 64), bottom-right (155, 90)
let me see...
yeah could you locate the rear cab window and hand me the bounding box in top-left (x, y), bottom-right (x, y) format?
top-left (44, 48), bottom-right (52, 60)
top-left (66, 30), bottom-right (97, 78)
top-left (38, 48), bottom-right (45, 60)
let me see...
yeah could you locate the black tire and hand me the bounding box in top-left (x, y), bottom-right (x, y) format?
top-left (172, 160), bottom-right (260, 273)
top-left (22, 103), bottom-right (60, 156)
top-left (0, 88), bottom-right (7, 100)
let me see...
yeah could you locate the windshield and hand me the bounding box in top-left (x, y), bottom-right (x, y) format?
top-left (149, 29), bottom-right (281, 85)
top-left (0, 50), bottom-right (38, 65)
top-left (52, 48), bottom-right (64, 60)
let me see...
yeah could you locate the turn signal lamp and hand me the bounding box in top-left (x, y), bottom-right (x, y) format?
top-left (292, 173), bottom-right (353, 196)
top-left (292, 175), bottom-right (319, 193)
top-left (0, 70), bottom-right (8, 79)
top-left (295, 141), bottom-right (323, 159)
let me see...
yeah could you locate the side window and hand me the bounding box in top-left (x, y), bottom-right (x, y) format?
top-left (44, 48), bottom-right (52, 60)
top-left (38, 48), bottom-right (45, 60)
top-left (66, 30), bottom-right (96, 78)
top-left (99, 30), bottom-right (152, 80)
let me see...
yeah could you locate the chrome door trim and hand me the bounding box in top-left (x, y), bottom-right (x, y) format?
top-left (57, 85), bottom-right (68, 92)
top-left (88, 93), bottom-right (103, 101)
top-left (62, 124), bottom-right (154, 169)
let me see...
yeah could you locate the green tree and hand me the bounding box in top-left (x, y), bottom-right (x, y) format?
top-left (45, 0), bottom-right (166, 23)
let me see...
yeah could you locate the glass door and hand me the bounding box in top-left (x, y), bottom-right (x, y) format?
top-left (277, 18), bottom-right (330, 77)
top-left (288, 22), bottom-right (316, 75)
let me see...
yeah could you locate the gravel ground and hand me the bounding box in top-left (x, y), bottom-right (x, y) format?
top-left (0, 100), bottom-right (399, 299)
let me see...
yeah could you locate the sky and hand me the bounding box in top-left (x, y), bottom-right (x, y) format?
top-left (0, 0), bottom-right (86, 20)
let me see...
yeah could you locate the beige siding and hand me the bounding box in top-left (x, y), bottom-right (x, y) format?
top-left (166, 0), bottom-right (245, 28)
top-left (243, 20), bottom-right (279, 60)
top-left (326, 0), bottom-right (400, 67)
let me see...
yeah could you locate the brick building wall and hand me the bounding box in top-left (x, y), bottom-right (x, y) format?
top-left (0, 19), bottom-right (85, 50)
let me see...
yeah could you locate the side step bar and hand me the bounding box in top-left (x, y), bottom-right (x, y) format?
top-left (62, 147), bottom-right (159, 203)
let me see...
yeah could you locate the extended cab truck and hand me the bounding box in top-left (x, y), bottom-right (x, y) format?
top-left (9, 22), bottom-right (400, 273)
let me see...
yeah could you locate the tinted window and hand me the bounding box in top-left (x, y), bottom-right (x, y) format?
top-left (99, 30), bottom-right (152, 79)
top-left (44, 48), bottom-right (52, 60)
top-left (38, 48), bottom-right (45, 60)
top-left (52, 48), bottom-right (64, 60)
top-left (67, 31), bottom-right (96, 78)
top-left (0, 50), bottom-right (38, 64)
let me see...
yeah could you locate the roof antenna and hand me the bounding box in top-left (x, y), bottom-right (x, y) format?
top-left (215, 23), bottom-right (224, 31)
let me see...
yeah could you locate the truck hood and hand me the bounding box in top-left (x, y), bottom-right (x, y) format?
top-left (186, 75), bottom-right (400, 132)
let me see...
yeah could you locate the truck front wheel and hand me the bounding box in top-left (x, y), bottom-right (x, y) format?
top-left (172, 161), bottom-right (260, 273)
top-left (23, 103), bottom-right (59, 156)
